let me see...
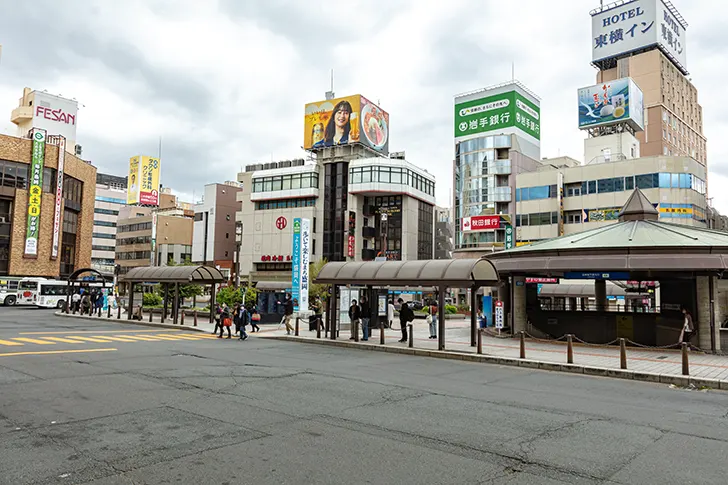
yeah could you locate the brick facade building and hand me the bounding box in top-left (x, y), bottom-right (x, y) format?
top-left (0, 133), bottom-right (96, 278)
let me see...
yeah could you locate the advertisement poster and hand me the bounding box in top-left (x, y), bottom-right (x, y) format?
top-left (127, 156), bottom-right (140, 204)
top-left (578, 78), bottom-right (644, 130)
top-left (24, 128), bottom-right (46, 257)
top-left (291, 218), bottom-right (301, 311)
top-left (304, 94), bottom-right (390, 154)
top-left (482, 295), bottom-right (492, 328)
top-left (461, 215), bottom-right (501, 232)
top-left (51, 136), bottom-right (66, 259)
top-left (455, 89), bottom-right (540, 141)
top-left (300, 218), bottom-right (311, 311)
top-left (139, 156), bottom-right (161, 206)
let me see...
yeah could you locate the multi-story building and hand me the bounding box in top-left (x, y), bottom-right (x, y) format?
top-left (92, 173), bottom-right (127, 274)
top-left (453, 81), bottom-right (542, 257)
top-left (0, 132), bottom-right (95, 278)
top-left (192, 182), bottom-right (243, 283)
top-left (434, 206), bottom-right (454, 259)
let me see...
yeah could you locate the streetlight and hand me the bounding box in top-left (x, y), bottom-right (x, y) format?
top-left (235, 221), bottom-right (243, 287)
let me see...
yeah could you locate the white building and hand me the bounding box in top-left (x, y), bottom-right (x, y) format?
top-left (92, 173), bottom-right (127, 274)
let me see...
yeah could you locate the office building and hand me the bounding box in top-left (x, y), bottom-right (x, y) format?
top-left (434, 206), bottom-right (454, 259)
top-left (92, 173), bottom-right (127, 274)
top-left (192, 182), bottom-right (243, 283)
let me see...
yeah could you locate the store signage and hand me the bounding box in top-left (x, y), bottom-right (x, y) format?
top-left (347, 235), bottom-right (355, 258)
top-left (505, 224), bottom-right (514, 249)
top-left (526, 278), bottom-right (558, 284)
top-left (51, 136), bottom-right (66, 259)
top-left (495, 300), bottom-right (504, 330)
top-left (300, 218), bottom-right (311, 311)
top-left (261, 255), bottom-right (291, 262)
top-left (276, 216), bottom-right (287, 230)
top-left (31, 92), bottom-right (78, 144)
top-left (25, 128), bottom-right (46, 257)
top-left (291, 218), bottom-right (301, 310)
top-left (564, 272), bottom-right (630, 280)
top-left (455, 89), bottom-right (540, 141)
top-left (461, 215), bottom-right (501, 232)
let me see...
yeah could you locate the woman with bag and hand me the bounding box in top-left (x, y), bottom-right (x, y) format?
top-left (248, 304), bottom-right (261, 332)
top-left (218, 304), bottom-right (232, 339)
top-left (427, 301), bottom-right (439, 339)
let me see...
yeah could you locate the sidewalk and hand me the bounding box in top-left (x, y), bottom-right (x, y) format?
top-left (260, 318), bottom-right (728, 390)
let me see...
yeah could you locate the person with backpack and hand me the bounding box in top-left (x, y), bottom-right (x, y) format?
top-left (397, 298), bottom-right (414, 343)
top-left (234, 303), bottom-right (249, 341)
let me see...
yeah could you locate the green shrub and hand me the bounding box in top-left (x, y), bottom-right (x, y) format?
top-left (143, 292), bottom-right (162, 307)
top-left (445, 304), bottom-right (458, 314)
top-left (457, 303), bottom-right (470, 313)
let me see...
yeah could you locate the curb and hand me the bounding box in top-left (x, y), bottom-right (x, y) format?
top-left (53, 311), bottom-right (208, 333)
top-left (265, 335), bottom-right (727, 391)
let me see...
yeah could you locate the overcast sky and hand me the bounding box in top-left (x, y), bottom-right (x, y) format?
top-left (0, 0), bottom-right (726, 211)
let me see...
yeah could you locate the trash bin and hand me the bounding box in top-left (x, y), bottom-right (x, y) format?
top-left (309, 314), bottom-right (319, 331)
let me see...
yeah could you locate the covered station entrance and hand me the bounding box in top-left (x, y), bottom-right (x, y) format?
top-left (486, 189), bottom-right (728, 353)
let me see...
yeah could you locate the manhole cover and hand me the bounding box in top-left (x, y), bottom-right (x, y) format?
top-left (656, 356), bottom-right (668, 360)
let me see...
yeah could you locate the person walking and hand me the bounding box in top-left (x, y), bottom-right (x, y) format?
top-left (248, 304), bottom-right (261, 332)
top-left (348, 299), bottom-right (361, 340)
top-left (278, 294), bottom-right (294, 335)
top-left (428, 301), bottom-right (439, 339)
top-left (680, 307), bottom-right (695, 347)
top-left (234, 303), bottom-right (249, 341)
top-left (359, 296), bottom-right (370, 341)
top-left (219, 303), bottom-right (232, 339)
top-left (312, 296), bottom-right (324, 332)
top-left (212, 303), bottom-right (223, 335)
top-left (397, 298), bottom-right (414, 343)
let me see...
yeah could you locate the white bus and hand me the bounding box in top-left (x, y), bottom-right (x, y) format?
top-left (0, 277), bottom-right (28, 306)
top-left (17, 279), bottom-right (69, 309)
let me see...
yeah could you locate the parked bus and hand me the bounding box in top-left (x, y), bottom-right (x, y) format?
top-left (0, 277), bottom-right (29, 306)
top-left (17, 278), bottom-right (69, 309)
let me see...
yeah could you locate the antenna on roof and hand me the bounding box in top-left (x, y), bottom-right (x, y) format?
top-left (325, 69), bottom-right (335, 100)
top-left (511, 61), bottom-right (515, 81)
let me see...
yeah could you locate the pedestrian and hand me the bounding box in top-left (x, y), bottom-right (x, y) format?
top-left (680, 307), bottom-right (695, 347)
top-left (81, 292), bottom-right (91, 315)
top-left (387, 300), bottom-right (395, 329)
top-left (428, 301), bottom-right (439, 339)
top-left (359, 296), bottom-right (370, 341)
top-left (219, 303), bottom-right (232, 339)
top-left (71, 291), bottom-right (81, 313)
top-left (248, 304), bottom-right (261, 332)
top-left (397, 298), bottom-right (414, 343)
top-left (94, 290), bottom-right (104, 316)
top-left (212, 303), bottom-right (222, 335)
top-left (348, 299), bottom-right (361, 340)
top-left (277, 294), bottom-right (294, 335)
top-left (312, 296), bottom-right (324, 332)
top-left (234, 303), bottom-right (249, 341)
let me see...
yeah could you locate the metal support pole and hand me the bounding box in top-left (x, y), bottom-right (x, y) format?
top-left (408, 324), bottom-right (413, 348)
top-left (380, 322), bottom-right (385, 345)
top-left (316, 317), bottom-right (321, 339)
top-left (519, 331), bottom-right (526, 359)
top-left (330, 285), bottom-right (338, 341)
top-left (682, 342), bottom-right (689, 376)
top-left (107, 302), bottom-right (111, 319)
top-left (127, 285), bottom-right (135, 320)
top-left (66, 283), bottom-right (72, 314)
top-left (162, 284), bottom-right (168, 324)
top-left (709, 275), bottom-right (716, 353)
top-left (173, 283), bottom-right (180, 325)
top-left (149, 308), bottom-right (153, 322)
top-left (470, 285), bottom-right (477, 347)
top-left (194, 310), bottom-right (198, 327)
top-left (477, 329), bottom-right (483, 354)
top-left (117, 304), bottom-right (121, 320)
top-left (438, 285), bottom-right (446, 351)
top-left (295, 316), bottom-right (300, 337)
top-left (325, 295), bottom-right (331, 338)
top-left (180, 310), bottom-right (185, 326)
top-left (209, 283), bottom-right (216, 323)
top-left (353, 318), bottom-right (359, 342)
top-left (620, 338), bottom-right (627, 369)
top-left (567, 334), bottom-right (574, 364)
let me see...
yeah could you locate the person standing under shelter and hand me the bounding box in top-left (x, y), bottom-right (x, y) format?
top-left (359, 296), bottom-right (370, 341)
top-left (349, 299), bottom-right (361, 340)
top-left (428, 301), bottom-right (439, 339)
top-left (680, 307), bottom-right (695, 347)
top-left (397, 298), bottom-right (414, 343)
top-left (387, 300), bottom-right (395, 329)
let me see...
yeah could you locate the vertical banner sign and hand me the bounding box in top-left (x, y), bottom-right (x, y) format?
top-left (557, 172), bottom-right (565, 237)
top-left (51, 136), bottom-right (66, 259)
top-left (482, 295), bottom-right (493, 328)
top-left (495, 300), bottom-right (504, 330)
top-left (291, 218), bottom-right (301, 311)
top-left (25, 128), bottom-right (47, 256)
top-left (504, 225), bottom-right (514, 250)
top-left (300, 218), bottom-right (311, 311)
top-left (139, 156), bottom-right (161, 206)
top-left (150, 212), bottom-right (157, 265)
top-left (127, 156), bottom-right (140, 204)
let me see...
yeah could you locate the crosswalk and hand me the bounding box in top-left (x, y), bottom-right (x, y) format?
top-left (0, 332), bottom-right (218, 348)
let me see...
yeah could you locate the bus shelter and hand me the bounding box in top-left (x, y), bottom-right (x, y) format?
top-left (120, 266), bottom-right (226, 324)
top-left (64, 268), bottom-right (114, 312)
top-left (315, 259), bottom-right (500, 350)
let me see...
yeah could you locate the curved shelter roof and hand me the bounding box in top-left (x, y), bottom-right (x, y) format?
top-left (315, 259), bottom-right (499, 288)
top-left (487, 189), bottom-right (728, 275)
top-left (121, 265), bottom-right (226, 283)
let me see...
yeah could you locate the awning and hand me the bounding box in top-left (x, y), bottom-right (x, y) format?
top-left (315, 259), bottom-right (499, 288)
top-left (121, 265), bottom-right (226, 283)
top-left (536, 282), bottom-right (628, 298)
top-left (255, 281), bottom-right (291, 291)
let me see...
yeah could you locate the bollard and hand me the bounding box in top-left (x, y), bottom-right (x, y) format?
top-left (295, 317), bottom-right (300, 337)
top-left (380, 323), bottom-right (385, 345)
top-left (408, 324), bottom-right (413, 348)
top-left (316, 317), bottom-right (321, 339)
top-left (519, 331), bottom-right (526, 359)
top-left (620, 338), bottom-right (627, 369)
top-left (149, 308), bottom-right (153, 322)
top-left (567, 334), bottom-right (574, 364)
top-left (180, 311), bottom-right (185, 326)
top-left (193, 310), bottom-right (198, 327)
top-left (477, 329), bottom-right (483, 354)
top-left (353, 319), bottom-right (359, 342)
top-left (117, 305), bottom-right (121, 320)
top-left (682, 342), bottom-right (689, 376)
top-left (107, 305), bottom-right (111, 319)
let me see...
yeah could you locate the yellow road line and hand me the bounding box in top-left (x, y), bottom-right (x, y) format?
top-left (163, 335), bottom-right (210, 340)
top-left (19, 329), bottom-right (183, 335)
top-left (92, 336), bottom-right (139, 342)
top-left (43, 337), bottom-right (88, 344)
top-left (65, 336), bottom-right (115, 343)
top-left (114, 335), bottom-right (164, 341)
top-left (0, 339), bottom-right (25, 346)
top-left (12, 338), bottom-right (56, 345)
top-left (0, 348), bottom-right (117, 358)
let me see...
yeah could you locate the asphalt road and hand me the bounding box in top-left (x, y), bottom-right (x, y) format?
top-left (1, 307), bottom-right (728, 484)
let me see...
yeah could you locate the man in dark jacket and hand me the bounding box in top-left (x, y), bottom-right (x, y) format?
top-left (349, 299), bottom-right (361, 340)
top-left (278, 294), bottom-right (295, 335)
top-left (397, 298), bottom-right (413, 343)
top-left (359, 296), bottom-right (371, 341)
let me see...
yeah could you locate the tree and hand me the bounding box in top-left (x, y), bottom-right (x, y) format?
top-left (308, 258), bottom-right (329, 301)
top-left (243, 285), bottom-right (259, 308)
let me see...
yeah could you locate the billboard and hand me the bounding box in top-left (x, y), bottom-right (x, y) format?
top-left (578, 78), bottom-right (644, 131)
top-left (591, 0), bottom-right (687, 74)
top-left (455, 89), bottom-right (540, 141)
top-left (25, 129), bottom-right (46, 256)
top-left (127, 155), bottom-right (160, 205)
top-left (291, 218), bottom-right (311, 312)
top-left (51, 136), bottom-right (66, 259)
top-left (31, 92), bottom-right (78, 145)
top-left (304, 94), bottom-right (389, 154)
top-left (127, 156), bottom-right (140, 204)
top-left (461, 215), bottom-right (501, 232)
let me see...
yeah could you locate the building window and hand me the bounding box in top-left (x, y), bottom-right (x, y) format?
top-left (255, 198), bottom-right (316, 210)
top-left (118, 222), bottom-right (153, 233)
top-left (194, 212), bottom-right (204, 221)
top-left (92, 232), bottom-right (116, 239)
top-left (252, 172), bottom-right (319, 193)
top-left (0, 199), bottom-right (12, 275)
top-left (94, 208), bottom-right (119, 216)
top-left (60, 209), bottom-right (79, 278)
top-left (92, 245), bottom-right (115, 251)
top-left (94, 220), bottom-right (117, 227)
top-left (566, 212), bottom-right (581, 224)
top-left (117, 236), bottom-right (152, 246)
top-left (417, 201), bottom-right (434, 260)
top-left (225, 233), bottom-right (229, 239)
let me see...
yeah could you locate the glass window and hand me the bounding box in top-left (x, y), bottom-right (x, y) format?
top-left (549, 185), bottom-right (557, 198)
top-left (352, 170), bottom-right (362, 184)
top-left (636, 174), bottom-right (655, 189)
top-left (597, 178), bottom-right (614, 193)
top-left (291, 174), bottom-right (301, 189)
top-left (529, 186), bottom-right (549, 199)
top-left (282, 176), bottom-right (291, 190)
top-left (551, 212), bottom-right (558, 224)
top-left (301, 175), bottom-right (311, 188)
top-left (515, 188), bottom-right (521, 202)
top-left (588, 180), bottom-right (597, 194)
top-left (625, 176), bottom-right (634, 190)
top-left (671, 173), bottom-right (679, 188)
top-left (391, 168), bottom-right (402, 184)
top-left (362, 168), bottom-right (371, 183)
top-left (659, 173), bottom-right (671, 188)
top-left (614, 177), bottom-right (624, 192)
top-left (264, 179), bottom-right (273, 192)
top-left (379, 167), bottom-right (390, 183)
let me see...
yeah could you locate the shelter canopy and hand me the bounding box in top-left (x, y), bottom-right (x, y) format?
top-left (121, 266), bottom-right (225, 284)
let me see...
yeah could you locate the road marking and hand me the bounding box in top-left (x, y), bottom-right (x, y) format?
top-left (161, 335), bottom-right (210, 340)
top-left (18, 329), bottom-right (183, 335)
top-left (114, 335), bottom-right (165, 341)
top-left (43, 337), bottom-right (88, 344)
top-left (0, 348), bottom-right (117, 358)
top-left (0, 339), bottom-right (25, 346)
top-left (64, 336), bottom-right (115, 343)
top-left (92, 336), bottom-right (141, 342)
top-left (12, 338), bottom-right (56, 345)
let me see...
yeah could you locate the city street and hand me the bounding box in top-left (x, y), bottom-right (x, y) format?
top-left (1, 308), bottom-right (728, 484)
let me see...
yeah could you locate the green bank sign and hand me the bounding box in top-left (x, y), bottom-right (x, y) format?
top-left (455, 90), bottom-right (540, 140)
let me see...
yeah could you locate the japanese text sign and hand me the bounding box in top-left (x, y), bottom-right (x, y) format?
top-left (461, 215), bottom-right (501, 232)
top-left (578, 78), bottom-right (644, 131)
top-left (25, 128), bottom-right (46, 256)
top-left (455, 88), bottom-right (540, 141)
